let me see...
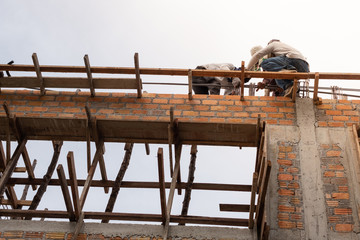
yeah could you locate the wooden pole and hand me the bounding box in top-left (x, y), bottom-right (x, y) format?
top-left (84, 54), bottom-right (95, 97)
top-left (25, 141), bottom-right (63, 220)
top-left (31, 53), bottom-right (45, 95)
top-left (188, 69), bottom-right (193, 100)
top-left (134, 53), bottom-right (142, 98)
top-left (157, 148), bottom-right (167, 225)
top-left (67, 151), bottom-right (81, 220)
top-left (57, 164), bottom-right (76, 221)
top-left (102, 143), bottom-right (133, 223)
top-left (240, 61), bottom-right (245, 101)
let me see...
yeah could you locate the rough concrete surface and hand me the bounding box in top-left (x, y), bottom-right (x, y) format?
top-left (0, 220), bottom-right (256, 240)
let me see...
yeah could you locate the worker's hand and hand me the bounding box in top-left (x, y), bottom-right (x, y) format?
top-left (256, 82), bottom-right (266, 91)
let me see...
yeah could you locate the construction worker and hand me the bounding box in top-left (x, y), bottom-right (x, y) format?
top-left (192, 63), bottom-right (249, 95)
top-left (247, 39), bottom-right (309, 97)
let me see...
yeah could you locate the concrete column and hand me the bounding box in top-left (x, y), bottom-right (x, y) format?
top-left (296, 98), bottom-right (328, 240)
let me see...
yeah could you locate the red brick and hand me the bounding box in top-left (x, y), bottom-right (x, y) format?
top-left (217, 112), bottom-right (232, 117)
top-left (343, 110), bottom-right (358, 116)
top-left (193, 117), bottom-right (209, 122)
top-left (336, 104), bottom-right (352, 110)
top-left (219, 100), bottom-right (234, 105)
top-left (200, 111), bottom-right (215, 117)
top-left (288, 182), bottom-right (300, 189)
top-left (126, 104), bottom-right (142, 108)
top-left (202, 100), bottom-right (218, 105)
top-left (277, 213), bottom-right (289, 220)
top-left (328, 122), bottom-right (345, 127)
top-left (279, 108), bottom-right (295, 113)
top-left (332, 193), bottom-right (350, 200)
top-left (326, 200), bottom-right (339, 207)
top-left (317, 104), bottom-right (333, 110)
top-left (278, 174), bottom-right (293, 181)
top-left (335, 224), bottom-right (353, 232)
top-left (278, 221), bottom-right (296, 229)
top-left (209, 118), bottom-right (225, 123)
top-left (227, 118), bottom-right (243, 123)
top-left (169, 99), bottom-right (185, 104)
top-left (326, 110), bottom-right (342, 115)
top-left (338, 186), bottom-right (348, 192)
top-left (4, 231), bottom-right (23, 238)
top-left (269, 102), bottom-right (285, 107)
top-left (132, 110), bottom-right (148, 115)
top-left (334, 208), bottom-right (352, 215)
top-left (211, 106), bottom-right (227, 111)
top-left (194, 105), bottom-right (210, 111)
top-left (265, 119), bottom-right (278, 124)
top-left (252, 101), bottom-right (267, 106)
top-left (268, 113), bottom-right (284, 118)
top-left (183, 111), bottom-right (199, 116)
top-left (324, 171), bottom-right (335, 177)
top-left (326, 150), bottom-right (341, 157)
top-left (332, 116), bottom-right (349, 121)
top-left (278, 189), bottom-right (295, 196)
top-left (250, 113), bottom-right (266, 118)
top-left (318, 121), bottom-right (328, 127)
top-left (262, 107), bottom-right (278, 112)
top-left (233, 112), bottom-right (249, 117)
top-left (328, 164), bottom-right (344, 171)
top-left (176, 105), bottom-right (192, 110)
top-left (244, 107), bottom-right (260, 112)
top-left (25, 232), bottom-right (44, 238)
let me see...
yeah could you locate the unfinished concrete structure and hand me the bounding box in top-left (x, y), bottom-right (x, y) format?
top-left (1, 55), bottom-right (360, 239)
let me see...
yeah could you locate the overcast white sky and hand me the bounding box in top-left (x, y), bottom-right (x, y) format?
top-left (1, 0), bottom-right (360, 226)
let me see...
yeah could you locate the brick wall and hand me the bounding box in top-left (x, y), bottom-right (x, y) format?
top-left (320, 144), bottom-right (354, 233)
top-left (316, 99), bottom-right (360, 127)
top-left (0, 90), bottom-right (296, 125)
top-left (276, 141), bottom-right (304, 230)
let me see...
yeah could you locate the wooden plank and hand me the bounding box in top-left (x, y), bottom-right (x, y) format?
top-left (249, 172), bottom-right (258, 229)
top-left (67, 151), bottom-right (81, 220)
top-left (163, 144), bottom-right (182, 240)
top-left (157, 148), bottom-right (167, 224)
top-left (8, 178), bottom-right (253, 191)
top-left (180, 145), bottom-right (197, 223)
top-left (56, 164), bottom-right (76, 221)
top-left (188, 69), bottom-right (193, 100)
top-left (0, 209), bottom-right (248, 226)
top-left (0, 138), bottom-right (27, 200)
top-left (25, 141), bottom-right (63, 220)
top-left (79, 139), bottom-right (104, 210)
top-left (168, 107), bottom-right (174, 177)
top-left (31, 53), bottom-right (45, 95)
top-left (219, 204), bottom-right (251, 212)
top-left (102, 142), bottom-right (133, 223)
top-left (134, 53), bottom-right (142, 98)
top-left (84, 54), bottom-right (95, 97)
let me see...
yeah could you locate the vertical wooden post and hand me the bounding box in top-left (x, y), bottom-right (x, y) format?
top-left (67, 151), bottom-right (81, 220)
top-left (292, 79), bottom-right (298, 102)
top-left (313, 72), bottom-right (320, 103)
top-left (188, 69), bottom-right (193, 100)
top-left (157, 148), bottom-right (167, 225)
top-left (32, 53), bottom-right (45, 95)
top-left (84, 54), bottom-right (95, 97)
top-left (240, 61), bottom-right (245, 101)
top-left (134, 53), bottom-right (142, 98)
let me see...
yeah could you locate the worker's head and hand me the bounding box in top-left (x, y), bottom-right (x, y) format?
top-left (250, 45), bottom-right (263, 56)
top-left (268, 39), bottom-right (280, 45)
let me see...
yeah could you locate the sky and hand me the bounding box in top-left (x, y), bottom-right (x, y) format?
top-left (1, 0), bottom-right (360, 226)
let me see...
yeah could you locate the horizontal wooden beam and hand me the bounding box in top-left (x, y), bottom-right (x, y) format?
top-left (219, 204), bottom-right (252, 212)
top-left (2, 64), bottom-right (360, 80)
top-left (0, 117), bottom-right (258, 147)
top-left (0, 209), bottom-right (248, 226)
top-left (0, 77), bottom-right (138, 89)
top-left (7, 178), bottom-right (252, 191)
